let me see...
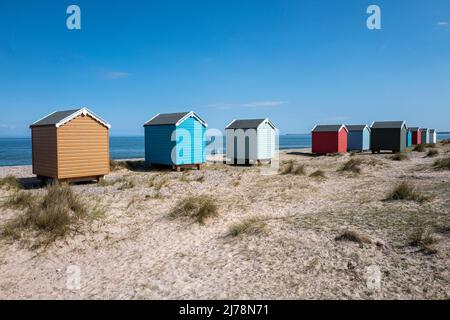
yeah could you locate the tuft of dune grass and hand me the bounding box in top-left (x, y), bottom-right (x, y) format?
top-left (391, 152), bottom-right (410, 161)
top-left (338, 158), bottom-right (362, 174)
top-left (425, 149), bottom-right (439, 158)
top-left (280, 160), bottom-right (305, 175)
top-left (0, 175), bottom-right (21, 190)
top-left (433, 157), bottom-right (450, 170)
top-left (335, 230), bottom-right (371, 244)
top-left (309, 169), bottom-right (326, 179)
top-left (1, 183), bottom-right (92, 246)
top-left (170, 196), bottom-right (219, 224)
top-left (409, 227), bottom-right (438, 254)
top-left (227, 217), bottom-right (268, 237)
top-left (385, 182), bottom-right (428, 203)
top-left (413, 144), bottom-right (426, 152)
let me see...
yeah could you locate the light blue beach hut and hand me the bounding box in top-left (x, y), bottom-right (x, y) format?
top-left (346, 125), bottom-right (370, 151)
top-left (406, 128), bottom-right (412, 147)
top-left (144, 111), bottom-right (207, 170)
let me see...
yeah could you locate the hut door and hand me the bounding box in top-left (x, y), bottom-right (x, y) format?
top-left (234, 136), bottom-right (238, 163)
top-left (245, 136), bottom-right (250, 164)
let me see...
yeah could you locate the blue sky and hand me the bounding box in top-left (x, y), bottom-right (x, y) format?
top-left (0, 0), bottom-right (449, 136)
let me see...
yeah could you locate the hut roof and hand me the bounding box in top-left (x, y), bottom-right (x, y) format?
top-left (144, 111), bottom-right (207, 127)
top-left (31, 108), bottom-right (111, 128)
top-left (346, 125), bottom-right (370, 132)
top-left (429, 129), bottom-right (436, 133)
top-left (371, 121), bottom-right (406, 129)
top-left (225, 118), bottom-right (276, 130)
top-left (312, 124), bottom-right (348, 133)
top-left (410, 127), bottom-right (421, 132)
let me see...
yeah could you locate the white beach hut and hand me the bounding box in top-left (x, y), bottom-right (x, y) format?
top-left (429, 129), bottom-right (437, 144)
top-left (225, 118), bottom-right (277, 165)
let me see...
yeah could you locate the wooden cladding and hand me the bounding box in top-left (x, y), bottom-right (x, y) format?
top-left (31, 114), bottom-right (110, 180)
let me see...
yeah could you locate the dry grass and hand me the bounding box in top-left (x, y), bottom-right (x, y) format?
top-left (391, 152), bottom-right (410, 161)
top-left (440, 139), bottom-right (450, 145)
top-left (433, 157), bottom-right (450, 170)
top-left (335, 230), bottom-right (371, 244)
top-left (110, 160), bottom-right (125, 171)
top-left (0, 175), bottom-right (21, 190)
top-left (227, 217), bottom-right (268, 237)
top-left (424, 143), bottom-right (436, 148)
top-left (1, 183), bottom-right (90, 246)
top-left (413, 144), bottom-right (426, 152)
top-left (385, 182), bottom-right (428, 203)
top-left (408, 227), bottom-right (438, 254)
top-left (338, 158), bottom-right (362, 174)
top-left (118, 179), bottom-right (135, 190)
top-left (280, 160), bottom-right (305, 175)
top-left (425, 149), bottom-right (439, 158)
top-left (309, 170), bottom-right (326, 179)
top-left (2, 191), bottom-right (35, 209)
top-left (170, 196), bottom-right (219, 224)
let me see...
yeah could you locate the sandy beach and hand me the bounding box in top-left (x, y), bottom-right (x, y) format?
top-left (0, 146), bottom-right (449, 299)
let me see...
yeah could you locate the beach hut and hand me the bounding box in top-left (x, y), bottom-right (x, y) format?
top-left (406, 128), bottom-right (413, 147)
top-left (30, 107), bottom-right (111, 182)
top-left (346, 125), bottom-right (370, 151)
top-left (370, 121), bottom-right (408, 153)
top-left (144, 111), bottom-right (207, 170)
top-left (225, 118), bottom-right (277, 165)
top-left (311, 125), bottom-right (348, 154)
top-left (429, 129), bottom-right (437, 144)
top-left (410, 127), bottom-right (421, 145)
top-left (420, 128), bottom-right (430, 144)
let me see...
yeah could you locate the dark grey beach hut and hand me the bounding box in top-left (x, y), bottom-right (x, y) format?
top-left (370, 121), bottom-right (408, 153)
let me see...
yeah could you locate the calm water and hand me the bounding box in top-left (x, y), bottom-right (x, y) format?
top-left (0, 134), bottom-right (449, 167)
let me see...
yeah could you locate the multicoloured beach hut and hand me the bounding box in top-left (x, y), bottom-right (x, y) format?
top-left (311, 125), bottom-right (348, 154)
top-left (30, 108), bottom-right (111, 182)
top-left (225, 118), bottom-right (277, 165)
top-left (429, 129), bottom-right (437, 144)
top-left (370, 121), bottom-right (407, 153)
top-left (346, 125), bottom-right (370, 151)
top-left (144, 111), bottom-right (207, 170)
top-left (410, 127), bottom-right (421, 145)
top-left (420, 128), bottom-right (430, 145)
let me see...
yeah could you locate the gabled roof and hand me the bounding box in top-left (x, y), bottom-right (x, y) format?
top-left (144, 111), bottom-right (207, 127)
top-left (429, 129), bottom-right (436, 133)
top-left (371, 121), bottom-right (406, 129)
top-left (346, 125), bottom-right (370, 132)
top-left (410, 127), bottom-right (421, 132)
top-left (311, 124), bottom-right (348, 133)
top-left (31, 108), bottom-right (111, 128)
top-left (421, 127), bottom-right (429, 132)
top-left (225, 118), bottom-right (276, 130)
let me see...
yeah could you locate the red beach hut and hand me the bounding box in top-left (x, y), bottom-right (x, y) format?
top-left (410, 127), bottom-right (421, 145)
top-left (311, 125), bottom-right (348, 154)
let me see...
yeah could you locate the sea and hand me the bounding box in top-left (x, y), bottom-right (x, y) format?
top-left (1, 133), bottom-right (449, 167)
